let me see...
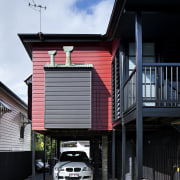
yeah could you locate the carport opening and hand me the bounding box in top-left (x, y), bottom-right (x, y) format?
top-left (32, 132), bottom-right (109, 180)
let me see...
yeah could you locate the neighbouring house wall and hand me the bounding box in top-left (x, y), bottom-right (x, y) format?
top-left (0, 89), bottom-right (31, 152)
top-left (32, 42), bottom-right (113, 131)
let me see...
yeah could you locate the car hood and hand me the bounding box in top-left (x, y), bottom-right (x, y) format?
top-left (55, 161), bottom-right (91, 168)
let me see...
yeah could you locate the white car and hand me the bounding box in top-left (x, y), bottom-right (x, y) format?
top-left (53, 151), bottom-right (93, 180)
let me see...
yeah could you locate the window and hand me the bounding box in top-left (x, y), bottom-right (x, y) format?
top-left (20, 125), bottom-right (24, 139)
top-left (129, 42), bottom-right (156, 106)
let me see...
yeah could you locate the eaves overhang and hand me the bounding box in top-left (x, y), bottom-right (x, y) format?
top-left (0, 82), bottom-right (27, 110)
top-left (18, 33), bottom-right (109, 60)
top-left (106, 0), bottom-right (180, 40)
top-left (105, 0), bottom-right (127, 39)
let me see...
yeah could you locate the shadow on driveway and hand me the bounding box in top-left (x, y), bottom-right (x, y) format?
top-left (24, 172), bottom-right (52, 180)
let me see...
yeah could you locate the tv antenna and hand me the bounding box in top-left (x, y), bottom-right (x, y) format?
top-left (29, 0), bottom-right (46, 32)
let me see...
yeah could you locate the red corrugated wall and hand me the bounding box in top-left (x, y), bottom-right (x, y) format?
top-left (32, 42), bottom-right (115, 131)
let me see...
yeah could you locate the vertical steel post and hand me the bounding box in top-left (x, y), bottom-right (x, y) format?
top-left (102, 136), bottom-right (108, 180)
top-left (120, 50), bottom-right (124, 117)
top-left (120, 48), bottom-right (126, 180)
top-left (32, 131), bottom-right (35, 180)
top-left (112, 129), bottom-right (116, 180)
top-left (43, 135), bottom-right (46, 180)
top-left (55, 140), bottom-right (57, 158)
top-left (57, 139), bottom-right (60, 159)
top-left (135, 12), bottom-right (143, 180)
top-left (115, 56), bottom-right (117, 120)
top-left (122, 123), bottom-right (126, 180)
top-left (50, 137), bottom-right (52, 175)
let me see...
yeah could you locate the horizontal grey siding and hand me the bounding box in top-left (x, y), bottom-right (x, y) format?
top-left (45, 72), bottom-right (91, 78)
top-left (45, 124), bottom-right (90, 129)
top-left (45, 96), bottom-right (90, 101)
top-left (45, 86), bottom-right (90, 92)
top-left (45, 91), bottom-right (90, 96)
top-left (45, 82), bottom-right (91, 87)
top-left (44, 70), bottom-right (92, 129)
top-left (45, 77), bottom-right (91, 82)
top-left (46, 101), bottom-right (90, 106)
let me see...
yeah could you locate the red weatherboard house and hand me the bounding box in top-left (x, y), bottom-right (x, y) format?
top-left (20, 35), bottom-right (116, 131)
top-left (19, 34), bottom-right (118, 179)
top-left (19, 0), bottom-right (180, 179)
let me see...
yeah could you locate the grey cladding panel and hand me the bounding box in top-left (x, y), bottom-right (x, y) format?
top-left (45, 123), bottom-right (91, 129)
top-left (45, 114), bottom-right (91, 119)
top-left (44, 70), bottom-right (92, 129)
top-left (45, 110), bottom-right (91, 115)
top-left (45, 77), bottom-right (91, 82)
top-left (46, 72), bottom-right (91, 78)
top-left (45, 86), bottom-right (90, 92)
top-left (46, 101), bottom-right (90, 106)
top-left (45, 82), bottom-right (91, 87)
top-left (45, 91), bottom-right (90, 96)
top-left (46, 96), bottom-right (90, 101)
top-left (46, 105), bottom-right (90, 110)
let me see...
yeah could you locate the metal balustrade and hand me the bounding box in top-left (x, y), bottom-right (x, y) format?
top-left (123, 63), bottom-right (180, 112)
top-left (143, 63), bottom-right (180, 107)
top-left (123, 68), bottom-right (136, 111)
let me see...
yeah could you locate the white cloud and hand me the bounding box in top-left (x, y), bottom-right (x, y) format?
top-left (0, 0), bottom-right (114, 103)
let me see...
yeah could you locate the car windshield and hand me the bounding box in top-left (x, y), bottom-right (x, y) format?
top-left (60, 151), bottom-right (89, 162)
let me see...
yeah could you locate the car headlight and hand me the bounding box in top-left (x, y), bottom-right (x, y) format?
top-left (55, 167), bottom-right (64, 171)
top-left (82, 167), bottom-right (91, 171)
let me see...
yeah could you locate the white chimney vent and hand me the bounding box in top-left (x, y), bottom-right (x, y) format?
top-left (63, 46), bottom-right (74, 66)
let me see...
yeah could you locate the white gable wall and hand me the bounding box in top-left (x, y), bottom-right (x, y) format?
top-left (0, 91), bottom-right (31, 152)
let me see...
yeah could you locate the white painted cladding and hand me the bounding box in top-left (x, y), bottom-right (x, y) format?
top-left (0, 97), bottom-right (31, 152)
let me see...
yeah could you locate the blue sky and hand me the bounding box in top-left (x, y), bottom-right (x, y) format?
top-left (0, 0), bottom-right (115, 103)
top-left (75, 0), bottom-right (101, 14)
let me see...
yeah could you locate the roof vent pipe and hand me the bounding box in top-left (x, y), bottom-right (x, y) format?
top-left (48, 50), bottom-right (56, 66)
top-left (63, 46), bottom-right (74, 66)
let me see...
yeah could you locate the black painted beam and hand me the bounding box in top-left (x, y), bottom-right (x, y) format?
top-left (50, 137), bottom-right (52, 175)
top-left (122, 124), bottom-right (126, 180)
top-left (57, 140), bottom-right (60, 160)
top-left (112, 129), bottom-right (116, 180)
top-left (43, 135), bottom-right (46, 180)
top-left (135, 12), bottom-right (143, 180)
top-left (32, 131), bottom-right (35, 180)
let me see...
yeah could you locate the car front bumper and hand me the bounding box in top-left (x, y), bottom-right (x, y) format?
top-left (54, 170), bottom-right (93, 180)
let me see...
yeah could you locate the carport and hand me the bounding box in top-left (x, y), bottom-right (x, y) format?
top-left (31, 130), bottom-right (113, 180)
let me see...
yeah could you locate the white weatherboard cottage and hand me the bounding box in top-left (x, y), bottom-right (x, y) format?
top-left (0, 82), bottom-right (31, 152)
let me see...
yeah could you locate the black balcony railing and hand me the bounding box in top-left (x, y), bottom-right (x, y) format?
top-left (123, 63), bottom-right (180, 112)
top-left (123, 68), bottom-right (136, 111)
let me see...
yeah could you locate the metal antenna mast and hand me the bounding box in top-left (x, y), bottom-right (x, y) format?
top-left (29, 1), bottom-right (46, 32)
